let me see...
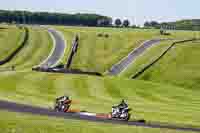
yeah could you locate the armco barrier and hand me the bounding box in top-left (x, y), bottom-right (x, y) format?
top-left (132, 39), bottom-right (197, 79)
top-left (32, 67), bottom-right (102, 76)
top-left (65, 35), bottom-right (79, 69)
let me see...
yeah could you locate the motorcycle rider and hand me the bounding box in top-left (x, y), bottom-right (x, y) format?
top-left (62, 96), bottom-right (71, 105)
top-left (111, 99), bottom-right (130, 120)
top-left (55, 96), bottom-right (72, 112)
top-left (118, 99), bottom-right (128, 112)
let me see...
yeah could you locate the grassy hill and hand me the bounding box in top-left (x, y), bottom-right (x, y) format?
top-left (56, 26), bottom-right (197, 74)
top-left (137, 40), bottom-right (200, 89)
top-left (56, 26), bottom-right (165, 73)
top-left (0, 27), bottom-right (53, 70)
top-left (0, 25), bottom-right (200, 132)
top-left (0, 72), bottom-right (199, 127)
top-left (119, 40), bottom-right (175, 78)
top-left (0, 25), bottom-right (25, 60)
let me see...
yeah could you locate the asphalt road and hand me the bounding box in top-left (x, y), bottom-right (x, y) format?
top-left (107, 39), bottom-right (162, 75)
top-left (39, 29), bottom-right (66, 68)
top-left (0, 100), bottom-right (199, 132)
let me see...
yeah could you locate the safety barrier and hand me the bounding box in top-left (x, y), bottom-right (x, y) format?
top-left (132, 38), bottom-right (198, 79)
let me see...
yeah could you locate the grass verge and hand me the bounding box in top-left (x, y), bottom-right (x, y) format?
top-left (0, 27), bottom-right (53, 70)
top-left (0, 25), bottom-right (25, 60)
top-left (137, 40), bottom-right (200, 89)
top-left (0, 72), bottom-right (199, 126)
top-left (0, 110), bottom-right (194, 133)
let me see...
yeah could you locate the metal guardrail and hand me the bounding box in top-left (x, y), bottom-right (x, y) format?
top-left (65, 34), bottom-right (79, 69)
top-left (132, 39), bottom-right (198, 79)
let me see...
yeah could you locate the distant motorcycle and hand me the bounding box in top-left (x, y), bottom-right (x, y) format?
top-left (111, 100), bottom-right (131, 121)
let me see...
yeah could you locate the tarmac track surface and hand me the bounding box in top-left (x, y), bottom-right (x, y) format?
top-left (108, 39), bottom-right (162, 75)
top-left (39, 29), bottom-right (66, 68)
top-left (0, 100), bottom-right (200, 132)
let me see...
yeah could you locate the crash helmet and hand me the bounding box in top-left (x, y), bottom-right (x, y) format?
top-left (59, 96), bottom-right (69, 102)
top-left (63, 96), bottom-right (69, 100)
top-left (121, 99), bottom-right (126, 104)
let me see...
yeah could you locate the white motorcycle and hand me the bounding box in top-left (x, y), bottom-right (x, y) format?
top-left (111, 105), bottom-right (131, 121)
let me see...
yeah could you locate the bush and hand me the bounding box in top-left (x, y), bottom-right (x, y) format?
top-left (97, 33), bottom-right (103, 37)
top-left (104, 34), bottom-right (109, 38)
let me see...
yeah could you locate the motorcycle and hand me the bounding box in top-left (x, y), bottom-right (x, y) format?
top-left (54, 96), bottom-right (133, 122)
top-left (111, 105), bottom-right (131, 121)
top-left (54, 96), bottom-right (71, 112)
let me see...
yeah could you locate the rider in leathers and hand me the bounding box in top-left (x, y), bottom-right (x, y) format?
top-left (56, 96), bottom-right (72, 112)
top-left (117, 99), bottom-right (128, 113)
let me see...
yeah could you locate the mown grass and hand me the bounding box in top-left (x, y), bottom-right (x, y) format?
top-left (0, 26), bottom-right (199, 133)
top-left (0, 25), bottom-right (25, 60)
top-left (119, 40), bottom-right (175, 78)
top-left (0, 27), bottom-right (53, 70)
top-left (137, 40), bottom-right (200, 90)
top-left (56, 26), bottom-right (164, 73)
top-left (0, 110), bottom-right (196, 133)
top-left (55, 27), bottom-right (197, 74)
top-left (0, 72), bottom-right (199, 127)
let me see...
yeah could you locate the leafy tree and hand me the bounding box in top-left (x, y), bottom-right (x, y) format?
top-left (144, 21), bottom-right (150, 27)
top-left (0, 10), bottom-right (112, 27)
top-left (150, 21), bottom-right (159, 27)
top-left (115, 18), bottom-right (122, 27)
top-left (123, 19), bottom-right (130, 27)
top-left (97, 18), bottom-right (112, 27)
top-left (144, 21), bottom-right (160, 28)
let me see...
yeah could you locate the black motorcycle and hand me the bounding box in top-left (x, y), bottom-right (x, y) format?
top-left (54, 96), bottom-right (71, 112)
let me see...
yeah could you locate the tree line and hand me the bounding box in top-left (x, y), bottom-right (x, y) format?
top-left (0, 10), bottom-right (112, 27)
top-left (0, 10), bottom-right (135, 28)
top-left (114, 18), bottom-right (132, 27)
top-left (144, 19), bottom-right (200, 31)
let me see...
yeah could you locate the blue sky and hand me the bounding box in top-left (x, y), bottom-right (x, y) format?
top-left (0, 0), bottom-right (199, 25)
